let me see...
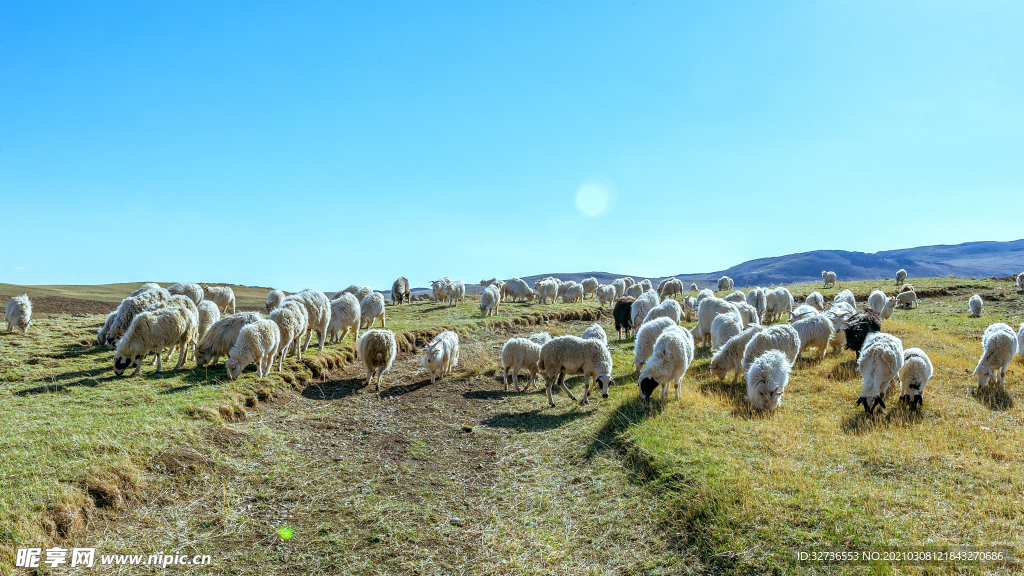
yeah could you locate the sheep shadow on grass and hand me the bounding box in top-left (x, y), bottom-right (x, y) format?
top-left (481, 406), bottom-right (592, 433)
top-left (302, 377), bottom-right (370, 401)
top-left (841, 401), bottom-right (925, 434)
top-left (585, 395), bottom-right (665, 459)
top-left (972, 385), bottom-right (1014, 411)
top-left (379, 378), bottom-right (435, 398)
top-left (697, 377), bottom-right (754, 418)
top-left (827, 358), bottom-right (859, 382)
top-left (15, 378), bottom-right (107, 396)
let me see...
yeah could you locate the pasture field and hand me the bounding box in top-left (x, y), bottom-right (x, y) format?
top-left (1, 277), bottom-right (1023, 575)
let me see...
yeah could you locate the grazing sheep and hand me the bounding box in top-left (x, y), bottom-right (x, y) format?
top-left (746, 288), bottom-right (766, 320)
top-left (733, 301), bottom-right (760, 329)
top-left (441, 280), bottom-right (466, 306)
top-left (581, 323), bottom-right (608, 347)
top-left (969, 294), bottom-right (983, 317)
top-left (501, 337), bottom-right (542, 392)
top-left (789, 312), bottom-right (835, 360)
top-left (113, 306), bottom-right (198, 376)
top-left (611, 278), bottom-right (627, 300)
top-left (167, 282), bottom-right (204, 306)
top-left (833, 289), bottom-right (856, 310)
top-left (529, 332), bottom-right (553, 346)
top-left (535, 280), bottom-right (558, 304)
top-left (195, 312), bottom-right (262, 368)
top-left (225, 319), bottom-right (281, 380)
top-left (643, 299), bottom-right (683, 326)
top-left (710, 325), bottom-right (765, 384)
top-left (788, 304), bottom-right (819, 319)
top-left (711, 313), bottom-right (743, 351)
top-left (765, 287), bottom-right (794, 323)
top-left (480, 284), bottom-right (501, 316)
top-left (835, 309), bottom-right (882, 358)
top-left (328, 293), bottom-right (361, 343)
top-left (392, 277), bottom-right (411, 305)
top-left (974, 323), bottom-right (1017, 389)
top-left (822, 270), bottom-right (837, 288)
top-left (106, 287), bottom-right (171, 345)
top-left (556, 281), bottom-right (575, 300)
top-left (682, 296), bottom-right (697, 321)
top-left (581, 277), bottom-right (599, 299)
top-left (895, 290), bottom-right (918, 309)
top-left (724, 290), bottom-right (745, 303)
top-left (746, 350), bottom-right (792, 411)
top-left (1018, 322), bottom-right (1024, 362)
top-left (596, 284), bottom-right (617, 307)
top-left (340, 284), bottom-right (362, 296)
top-left (97, 312), bottom-right (116, 347)
top-left (631, 290), bottom-right (661, 330)
top-left (481, 277), bottom-right (501, 288)
top-left (422, 331), bottom-right (460, 384)
top-left (4, 295), bottom-right (32, 334)
top-left (693, 297), bottom-right (739, 348)
top-left (539, 336), bottom-right (614, 406)
top-left (856, 332), bottom-right (904, 413)
top-left (718, 276), bottom-right (734, 291)
top-left (266, 289), bottom-right (286, 313)
top-left (624, 283), bottom-right (644, 299)
top-left (639, 279), bottom-right (653, 292)
top-left (895, 269), bottom-right (908, 285)
top-left (269, 300), bottom-right (308, 369)
top-left (868, 290), bottom-right (887, 314)
top-left (880, 296), bottom-right (898, 320)
top-left (197, 300), bottom-right (221, 343)
top-left (899, 348), bottom-right (933, 408)
top-left (622, 277), bottom-right (636, 289)
top-left (1018, 274), bottom-right (1024, 291)
top-left (359, 329), bottom-right (397, 391)
top-left (130, 282), bottom-right (161, 296)
top-left (614, 297), bottom-right (636, 338)
top-left (804, 291), bottom-right (825, 311)
top-left (357, 292), bottom-right (385, 330)
top-left (638, 326), bottom-right (694, 401)
top-left (741, 324), bottom-right (801, 372)
top-left (695, 288), bottom-right (714, 307)
top-left (289, 289), bottom-right (332, 352)
top-left (203, 285), bottom-right (236, 314)
top-left (562, 283), bottom-right (584, 303)
top-left (900, 284), bottom-right (915, 294)
top-left (690, 283), bottom-right (698, 292)
top-left (355, 286), bottom-right (374, 301)
top-left (658, 278), bottom-right (683, 300)
top-left (825, 303), bottom-right (856, 354)
top-left (633, 317), bottom-right (677, 373)
top-left (502, 277), bottom-right (536, 303)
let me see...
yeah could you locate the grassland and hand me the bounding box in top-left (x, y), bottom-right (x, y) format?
top-left (1, 277), bottom-right (1023, 574)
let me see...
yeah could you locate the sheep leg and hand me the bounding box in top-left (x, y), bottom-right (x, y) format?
top-left (301, 329), bottom-right (313, 354)
top-left (154, 348), bottom-right (163, 373)
top-left (513, 369), bottom-right (522, 393)
top-left (502, 367), bottom-right (509, 391)
top-left (581, 377), bottom-right (590, 405)
top-left (559, 373), bottom-right (579, 403)
top-left (174, 342), bottom-right (187, 370)
top-left (546, 377), bottom-right (556, 407)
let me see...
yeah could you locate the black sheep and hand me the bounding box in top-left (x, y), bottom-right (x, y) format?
top-left (613, 296), bottom-right (636, 339)
top-left (843, 308), bottom-right (882, 358)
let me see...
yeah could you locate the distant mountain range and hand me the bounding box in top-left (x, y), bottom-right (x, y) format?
top-left (416, 239), bottom-right (1024, 294)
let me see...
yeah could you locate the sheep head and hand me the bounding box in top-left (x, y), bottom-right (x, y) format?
top-left (596, 374), bottom-right (613, 399)
top-left (638, 377), bottom-right (659, 401)
top-left (113, 354), bottom-right (139, 377)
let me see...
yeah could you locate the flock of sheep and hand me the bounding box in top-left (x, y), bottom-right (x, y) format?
top-left (2, 266), bottom-right (1021, 414)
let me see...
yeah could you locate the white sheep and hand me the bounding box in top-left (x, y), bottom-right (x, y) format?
top-left (502, 278), bottom-right (536, 302)
top-left (789, 312), bottom-right (835, 360)
top-left (643, 299), bottom-right (683, 326)
top-left (167, 282), bottom-right (204, 306)
top-left (539, 336), bottom-right (614, 406)
top-left (710, 325), bottom-right (765, 384)
top-left (630, 290), bottom-right (661, 330)
top-left (624, 283), bottom-right (644, 299)
top-left (899, 348), bottom-right (933, 408)
top-left (622, 277), bottom-right (635, 289)
top-left (422, 330), bottom-right (460, 384)
top-left (581, 277), bottom-right (599, 299)
top-left (682, 296), bottom-right (697, 321)
top-left (535, 280), bottom-right (558, 304)
top-left (328, 293), bottom-right (361, 343)
top-left (501, 337), bottom-right (542, 392)
top-left (658, 278), bottom-right (683, 300)
top-left (723, 290), bottom-right (745, 303)
top-left (1018, 273), bottom-right (1024, 292)
top-left (746, 350), bottom-right (792, 412)
top-left (355, 286), bottom-right (374, 302)
top-left (1018, 322), bottom-right (1024, 362)
top-left (693, 297), bottom-right (739, 348)
top-left (360, 292), bottom-right (387, 329)
top-left (804, 291), bottom-right (825, 311)
top-left (968, 294), bottom-right (983, 317)
top-left (765, 287), bottom-right (794, 323)
top-left (895, 269), bottom-right (908, 285)
top-left (97, 312), bottom-right (116, 347)
top-left (581, 323), bottom-right (608, 347)
top-left (596, 285), bottom-right (617, 307)
top-left (611, 278), bottom-right (627, 300)
top-left (822, 270), bottom-right (837, 288)
top-left (556, 281), bottom-right (575, 300)
top-left (129, 282), bottom-right (161, 296)
top-left (718, 276), bottom-right (734, 291)
top-left (106, 287), bottom-right (171, 345)
top-left (856, 332), bottom-right (904, 413)
top-left (197, 300), bottom-right (221, 343)
top-left (203, 285), bottom-right (236, 314)
top-left (562, 283), bottom-right (584, 303)
top-left (881, 296), bottom-right (897, 320)
top-left (690, 283), bottom-right (698, 292)
top-left (633, 317), bottom-right (676, 373)
top-left (868, 290), bottom-right (887, 314)
top-left (195, 312), bottom-right (262, 368)
top-left (480, 284), bottom-right (501, 316)
top-left (895, 290), bottom-right (918, 309)
top-left (359, 329), bottom-right (397, 391)
top-left (442, 280), bottom-right (466, 306)
top-left (269, 299), bottom-right (308, 369)
top-left (4, 295), bottom-right (32, 334)
top-left (113, 305), bottom-right (197, 376)
top-left (711, 313), bottom-right (743, 351)
top-left (745, 288), bottom-right (766, 321)
top-left (636, 326), bottom-right (694, 402)
top-left (974, 323), bottom-right (1017, 389)
top-left (733, 301), bottom-right (760, 329)
top-left (742, 324), bottom-right (801, 372)
top-left (288, 289), bottom-right (332, 352)
top-left (639, 279), bottom-right (653, 292)
top-left (833, 289), bottom-right (856, 310)
top-left (695, 288), bottom-right (714, 307)
top-left (266, 289), bottom-right (286, 313)
top-left (226, 319), bottom-right (280, 380)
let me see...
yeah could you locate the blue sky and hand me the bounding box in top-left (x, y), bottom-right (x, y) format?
top-left (2, 1), bottom-right (1022, 291)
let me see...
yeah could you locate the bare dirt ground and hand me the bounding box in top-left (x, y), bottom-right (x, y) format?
top-left (0, 295), bottom-right (117, 316)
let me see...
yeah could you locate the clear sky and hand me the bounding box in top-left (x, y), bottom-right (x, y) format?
top-left (2, 1), bottom-right (1022, 291)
